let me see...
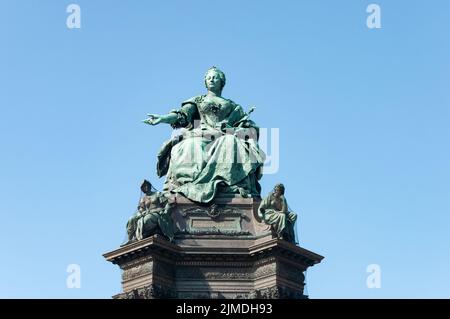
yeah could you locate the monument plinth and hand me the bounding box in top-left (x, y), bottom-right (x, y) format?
top-left (104, 196), bottom-right (323, 299)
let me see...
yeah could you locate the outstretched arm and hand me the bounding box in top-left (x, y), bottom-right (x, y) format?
top-left (143, 113), bottom-right (178, 126)
top-left (143, 101), bottom-right (198, 128)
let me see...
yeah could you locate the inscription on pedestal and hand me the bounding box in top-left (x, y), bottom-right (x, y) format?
top-left (190, 218), bottom-right (240, 231)
top-left (175, 202), bottom-right (253, 236)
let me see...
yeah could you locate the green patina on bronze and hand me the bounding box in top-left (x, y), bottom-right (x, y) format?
top-left (258, 183), bottom-right (297, 243)
top-left (144, 67), bottom-right (265, 203)
top-left (124, 180), bottom-right (175, 244)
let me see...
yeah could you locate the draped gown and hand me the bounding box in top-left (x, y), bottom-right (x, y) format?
top-left (156, 94), bottom-right (265, 203)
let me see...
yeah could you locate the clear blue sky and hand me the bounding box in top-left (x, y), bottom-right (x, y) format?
top-left (1, 0), bottom-right (449, 298)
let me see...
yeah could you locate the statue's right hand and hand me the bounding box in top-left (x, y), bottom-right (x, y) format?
top-left (143, 114), bottom-right (162, 125)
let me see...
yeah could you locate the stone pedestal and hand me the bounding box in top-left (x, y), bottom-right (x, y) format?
top-left (103, 195), bottom-right (323, 299)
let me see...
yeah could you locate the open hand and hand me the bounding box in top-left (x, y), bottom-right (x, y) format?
top-left (143, 114), bottom-right (162, 125)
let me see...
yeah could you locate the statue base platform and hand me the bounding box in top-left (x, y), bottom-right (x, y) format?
top-left (103, 196), bottom-right (323, 299)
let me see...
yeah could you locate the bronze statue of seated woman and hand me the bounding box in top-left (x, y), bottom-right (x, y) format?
top-left (143, 67), bottom-right (265, 203)
top-left (124, 180), bottom-right (175, 245)
top-left (258, 183), bottom-right (297, 243)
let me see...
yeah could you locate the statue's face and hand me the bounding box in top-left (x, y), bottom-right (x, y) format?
top-left (205, 70), bottom-right (222, 91)
top-left (274, 186), bottom-right (283, 197)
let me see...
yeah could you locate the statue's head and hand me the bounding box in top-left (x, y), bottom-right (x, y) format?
top-left (140, 179), bottom-right (154, 194)
top-left (204, 66), bottom-right (226, 92)
top-left (273, 183), bottom-right (285, 197)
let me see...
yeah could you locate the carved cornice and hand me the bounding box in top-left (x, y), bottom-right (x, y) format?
top-left (103, 235), bottom-right (181, 265)
top-left (249, 238), bottom-right (324, 266)
top-left (177, 228), bottom-right (252, 236)
top-left (105, 235), bottom-right (323, 268)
